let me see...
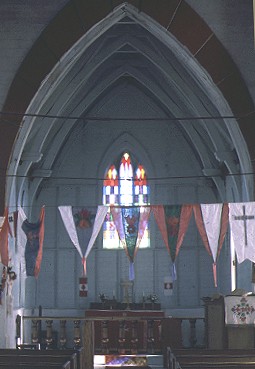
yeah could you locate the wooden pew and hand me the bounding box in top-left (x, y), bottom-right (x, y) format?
top-left (0, 348), bottom-right (82, 369)
top-left (167, 347), bottom-right (255, 369)
top-left (176, 356), bottom-right (255, 369)
top-left (0, 360), bottom-right (71, 369)
top-left (0, 348), bottom-right (84, 369)
top-left (0, 355), bottom-right (73, 366)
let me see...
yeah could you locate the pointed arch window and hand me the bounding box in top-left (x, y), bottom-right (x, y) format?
top-left (103, 152), bottom-right (150, 248)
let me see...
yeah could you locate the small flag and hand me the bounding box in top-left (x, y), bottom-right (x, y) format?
top-left (79, 277), bottom-right (88, 297)
top-left (164, 276), bottom-right (173, 296)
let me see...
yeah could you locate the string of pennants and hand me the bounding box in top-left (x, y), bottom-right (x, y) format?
top-left (58, 203), bottom-right (255, 290)
top-left (0, 202), bottom-right (254, 295)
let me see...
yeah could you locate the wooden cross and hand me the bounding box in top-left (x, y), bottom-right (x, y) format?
top-left (234, 205), bottom-right (255, 246)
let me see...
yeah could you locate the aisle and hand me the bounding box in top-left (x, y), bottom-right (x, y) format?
top-left (94, 354), bottom-right (164, 369)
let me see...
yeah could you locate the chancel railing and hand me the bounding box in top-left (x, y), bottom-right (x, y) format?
top-left (17, 315), bottom-right (86, 350)
top-left (16, 313), bottom-right (205, 357)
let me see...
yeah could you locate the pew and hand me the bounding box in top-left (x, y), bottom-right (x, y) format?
top-left (0, 361), bottom-right (71, 369)
top-left (167, 347), bottom-right (255, 369)
top-left (176, 357), bottom-right (255, 369)
top-left (0, 355), bottom-right (74, 367)
top-left (0, 348), bottom-right (83, 369)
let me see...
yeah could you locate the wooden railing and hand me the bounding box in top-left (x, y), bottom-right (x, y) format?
top-left (178, 317), bottom-right (205, 348)
top-left (16, 314), bottom-right (205, 357)
top-left (16, 315), bottom-right (86, 350)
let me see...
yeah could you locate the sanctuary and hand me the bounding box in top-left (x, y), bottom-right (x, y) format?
top-left (0, 3), bottom-right (255, 367)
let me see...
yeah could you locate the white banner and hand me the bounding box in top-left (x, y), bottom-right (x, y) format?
top-left (58, 206), bottom-right (83, 259)
top-left (16, 207), bottom-right (28, 275)
top-left (85, 205), bottom-right (108, 258)
top-left (201, 203), bottom-right (223, 262)
top-left (59, 205), bottom-right (108, 275)
top-left (229, 202), bottom-right (255, 263)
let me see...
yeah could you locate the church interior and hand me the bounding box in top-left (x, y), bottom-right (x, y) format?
top-left (1, 1), bottom-right (255, 368)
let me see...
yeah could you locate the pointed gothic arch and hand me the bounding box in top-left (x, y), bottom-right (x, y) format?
top-left (7, 3), bottom-right (252, 211)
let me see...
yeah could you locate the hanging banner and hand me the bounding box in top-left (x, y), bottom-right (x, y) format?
top-left (58, 206), bottom-right (83, 259)
top-left (122, 206), bottom-right (140, 260)
top-left (84, 206), bottom-right (109, 258)
top-left (17, 207), bottom-right (45, 278)
top-left (193, 203), bottom-right (229, 287)
top-left (229, 202), bottom-right (255, 263)
top-left (152, 204), bottom-right (193, 280)
top-left (111, 206), bottom-right (151, 280)
top-left (0, 208), bottom-right (12, 266)
top-left (59, 205), bottom-right (108, 277)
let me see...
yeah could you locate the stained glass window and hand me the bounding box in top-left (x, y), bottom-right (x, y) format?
top-left (103, 152), bottom-right (150, 248)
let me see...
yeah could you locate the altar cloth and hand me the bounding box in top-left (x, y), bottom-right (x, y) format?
top-left (224, 295), bottom-right (255, 325)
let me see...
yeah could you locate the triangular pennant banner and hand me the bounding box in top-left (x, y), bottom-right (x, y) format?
top-left (17, 206), bottom-right (45, 278)
top-left (152, 204), bottom-right (192, 280)
top-left (193, 203), bottom-right (229, 287)
top-left (59, 206), bottom-right (108, 278)
top-left (111, 206), bottom-right (151, 280)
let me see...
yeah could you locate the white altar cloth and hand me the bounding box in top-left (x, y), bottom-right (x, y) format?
top-left (224, 295), bottom-right (255, 325)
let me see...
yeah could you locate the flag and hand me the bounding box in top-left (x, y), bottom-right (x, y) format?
top-left (164, 276), bottom-right (173, 296)
top-left (152, 204), bottom-right (193, 280)
top-left (79, 277), bottom-right (88, 297)
top-left (0, 208), bottom-right (12, 266)
top-left (229, 202), bottom-right (255, 263)
top-left (193, 203), bottom-right (229, 287)
top-left (17, 207), bottom-right (45, 278)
